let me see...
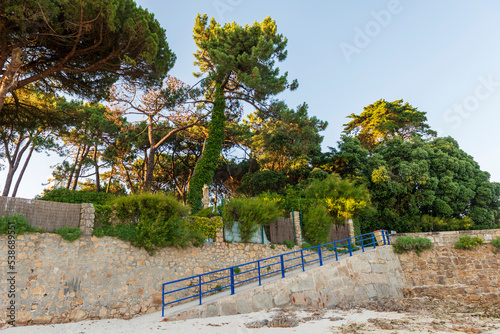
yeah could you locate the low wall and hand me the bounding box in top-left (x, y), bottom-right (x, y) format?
top-left (392, 228), bottom-right (500, 247)
top-left (165, 246), bottom-right (405, 321)
top-left (398, 244), bottom-right (500, 304)
top-left (0, 233), bottom-right (295, 325)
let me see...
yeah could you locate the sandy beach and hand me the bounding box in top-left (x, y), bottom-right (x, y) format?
top-left (3, 298), bottom-right (500, 333)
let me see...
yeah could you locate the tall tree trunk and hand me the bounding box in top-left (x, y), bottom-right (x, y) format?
top-left (2, 135), bottom-right (31, 196)
top-left (187, 82), bottom-right (226, 212)
top-left (71, 145), bottom-right (90, 190)
top-left (66, 145), bottom-right (82, 189)
top-left (93, 143), bottom-right (101, 192)
top-left (0, 48), bottom-right (23, 113)
top-left (106, 165), bottom-right (115, 193)
top-left (143, 116), bottom-right (156, 192)
top-left (11, 144), bottom-right (35, 197)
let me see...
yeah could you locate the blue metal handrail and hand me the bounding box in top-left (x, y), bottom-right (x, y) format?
top-left (161, 230), bottom-right (390, 316)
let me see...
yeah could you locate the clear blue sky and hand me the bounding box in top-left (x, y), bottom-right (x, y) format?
top-left (4, 0), bottom-right (500, 199)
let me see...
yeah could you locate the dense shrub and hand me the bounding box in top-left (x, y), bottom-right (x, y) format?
top-left (53, 226), bottom-right (82, 242)
top-left (110, 193), bottom-right (188, 225)
top-left (92, 193), bottom-right (202, 253)
top-left (223, 197), bottom-right (282, 242)
top-left (392, 236), bottom-right (433, 255)
top-left (413, 215), bottom-right (473, 232)
top-left (454, 236), bottom-right (484, 250)
top-left (186, 216), bottom-right (223, 240)
top-left (303, 203), bottom-right (332, 246)
top-left (194, 207), bottom-right (220, 218)
top-left (0, 213), bottom-right (39, 235)
top-left (37, 188), bottom-right (114, 205)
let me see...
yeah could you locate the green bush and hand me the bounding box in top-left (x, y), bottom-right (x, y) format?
top-left (0, 213), bottom-right (39, 235)
top-left (194, 207), bottom-right (220, 218)
top-left (38, 189), bottom-right (114, 205)
top-left (53, 226), bottom-right (82, 242)
top-left (301, 242), bottom-right (313, 249)
top-left (455, 236), bottom-right (484, 250)
top-left (110, 193), bottom-right (188, 225)
top-left (393, 236), bottom-right (433, 255)
top-left (186, 216), bottom-right (223, 240)
top-left (223, 197), bottom-right (282, 243)
top-left (491, 237), bottom-right (500, 248)
top-left (303, 203), bottom-right (332, 246)
top-left (284, 240), bottom-right (295, 249)
top-left (92, 193), bottom-right (203, 253)
top-left (414, 215), bottom-right (473, 232)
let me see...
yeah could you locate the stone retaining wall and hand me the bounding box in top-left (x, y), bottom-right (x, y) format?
top-left (397, 244), bottom-right (500, 304)
top-left (165, 246), bottom-right (405, 321)
top-left (0, 233), bottom-right (295, 325)
top-left (392, 229), bottom-right (500, 247)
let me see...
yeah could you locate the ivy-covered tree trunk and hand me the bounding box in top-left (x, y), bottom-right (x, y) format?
top-left (187, 83), bottom-right (225, 212)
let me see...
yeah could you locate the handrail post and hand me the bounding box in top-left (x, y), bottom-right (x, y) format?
top-left (348, 238), bottom-right (352, 256)
top-left (382, 230), bottom-right (386, 245)
top-left (162, 284), bottom-right (165, 317)
top-left (230, 268), bottom-right (235, 295)
top-left (280, 255), bottom-right (285, 278)
top-left (257, 260), bottom-right (262, 286)
top-left (198, 275), bottom-right (202, 305)
top-left (371, 232), bottom-right (376, 249)
top-left (360, 235), bottom-right (365, 252)
top-left (334, 241), bottom-right (338, 261)
top-left (318, 246), bottom-right (323, 266)
top-left (301, 250), bottom-right (305, 271)
top-left (386, 230), bottom-right (391, 245)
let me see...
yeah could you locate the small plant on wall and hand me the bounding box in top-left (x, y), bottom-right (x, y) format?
top-left (392, 236), bottom-right (432, 256)
top-left (491, 237), bottom-right (500, 252)
top-left (454, 236), bottom-right (484, 250)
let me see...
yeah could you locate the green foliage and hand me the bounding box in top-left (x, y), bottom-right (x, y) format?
top-left (187, 83), bottom-right (226, 212)
top-left (223, 197), bottom-right (282, 243)
top-left (284, 240), bottom-right (295, 249)
top-left (243, 102), bottom-right (327, 177)
top-left (270, 244), bottom-right (275, 250)
top-left (1, 0), bottom-right (175, 106)
top-left (92, 193), bottom-right (203, 253)
top-left (413, 215), bottom-right (473, 232)
top-left (187, 14), bottom-right (297, 211)
top-left (38, 189), bottom-right (114, 205)
top-left (110, 193), bottom-right (188, 225)
top-left (343, 99), bottom-right (436, 150)
top-left (0, 213), bottom-right (38, 235)
top-left (392, 236), bottom-right (433, 255)
top-left (233, 267), bottom-right (241, 274)
top-left (454, 236), bottom-right (484, 250)
top-left (491, 237), bottom-right (500, 248)
top-left (331, 135), bottom-right (500, 233)
top-left (301, 242), bottom-right (313, 249)
top-left (52, 226), bottom-right (82, 242)
top-left (238, 170), bottom-right (289, 197)
top-left (303, 203), bottom-right (332, 246)
top-left (194, 207), bottom-right (220, 218)
top-left (304, 174), bottom-right (371, 220)
top-left (186, 216), bottom-right (223, 240)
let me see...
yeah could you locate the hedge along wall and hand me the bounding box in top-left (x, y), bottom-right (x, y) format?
top-left (0, 233), bottom-right (297, 326)
top-left (0, 197), bottom-right (95, 236)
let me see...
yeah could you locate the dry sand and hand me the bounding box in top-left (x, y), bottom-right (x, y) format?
top-left (3, 298), bottom-right (500, 333)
